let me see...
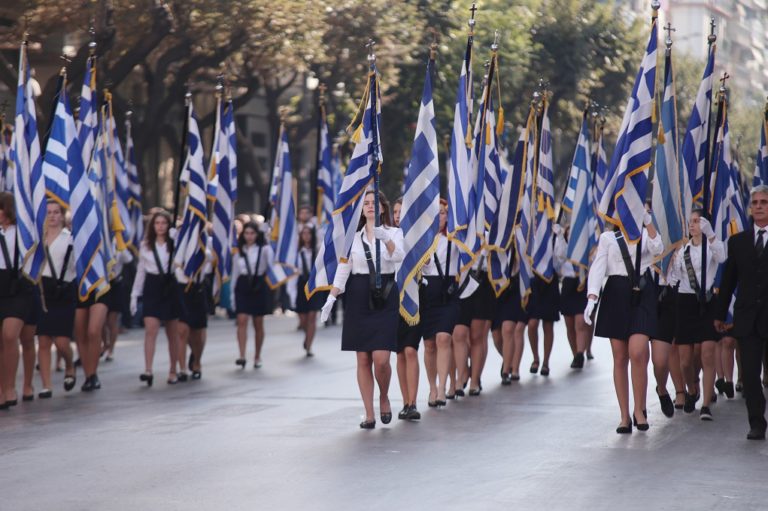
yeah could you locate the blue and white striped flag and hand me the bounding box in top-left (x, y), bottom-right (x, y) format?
top-left (592, 122), bottom-right (608, 233)
top-left (266, 124), bottom-right (299, 305)
top-left (12, 41), bottom-right (46, 281)
top-left (754, 107), bottom-right (767, 187)
top-left (124, 115), bottom-right (143, 253)
top-left (516, 106), bottom-right (538, 309)
top-left (89, 114), bottom-right (116, 275)
top-left (599, 19), bottom-right (658, 244)
top-left (41, 73), bottom-right (74, 208)
top-left (396, 56), bottom-right (440, 324)
top-left (711, 101), bottom-right (747, 241)
top-left (104, 98), bottom-right (131, 252)
top-left (651, 49), bottom-right (685, 275)
top-left (488, 128), bottom-right (525, 296)
top-left (316, 104), bottom-right (334, 226)
top-left (212, 99), bottom-right (236, 298)
top-left (173, 101), bottom-right (208, 285)
top-left (447, 35), bottom-right (477, 274)
top-left (306, 68), bottom-right (381, 298)
top-left (78, 56), bottom-right (98, 174)
top-left (680, 44), bottom-right (715, 218)
top-left (565, 113), bottom-right (596, 279)
top-left (532, 100), bottom-right (556, 280)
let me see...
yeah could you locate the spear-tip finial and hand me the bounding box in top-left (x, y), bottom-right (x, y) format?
top-left (366, 39), bottom-right (376, 65)
top-left (708, 17), bottom-right (717, 44)
top-left (491, 30), bottom-right (500, 53)
top-left (429, 28), bottom-right (439, 60)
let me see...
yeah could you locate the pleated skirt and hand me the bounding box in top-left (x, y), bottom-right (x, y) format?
top-left (527, 275), bottom-right (561, 322)
top-left (142, 273), bottom-right (180, 321)
top-left (654, 285), bottom-right (677, 343)
top-left (675, 292), bottom-right (719, 344)
top-left (341, 274), bottom-right (398, 352)
top-left (419, 276), bottom-right (459, 339)
top-left (37, 277), bottom-right (76, 338)
top-left (559, 276), bottom-right (587, 316)
top-left (235, 275), bottom-right (273, 317)
top-left (594, 274), bottom-right (658, 341)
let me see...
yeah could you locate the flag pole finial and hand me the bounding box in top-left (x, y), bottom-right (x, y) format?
top-left (366, 40), bottom-right (376, 66)
top-left (651, 0), bottom-right (660, 14)
top-left (429, 28), bottom-right (439, 60)
top-left (469, 3), bottom-right (478, 33)
top-left (88, 21), bottom-right (97, 56)
top-left (708, 17), bottom-right (717, 45)
top-left (718, 72), bottom-right (730, 94)
top-left (664, 23), bottom-right (675, 54)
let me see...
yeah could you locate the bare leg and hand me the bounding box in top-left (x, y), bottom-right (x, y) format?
top-left (372, 350), bottom-right (392, 416)
top-left (84, 304), bottom-right (107, 378)
top-left (105, 311), bottom-right (119, 358)
top-left (511, 321), bottom-right (526, 376)
top-left (177, 321), bottom-right (189, 373)
top-left (700, 340), bottom-right (717, 408)
top-left (405, 347), bottom-right (419, 406)
top-left (236, 313), bottom-right (249, 359)
top-left (38, 336), bottom-right (54, 391)
top-left (542, 321), bottom-right (554, 369)
top-left (721, 336), bottom-right (736, 383)
top-left (304, 311), bottom-right (317, 354)
top-left (528, 318), bottom-right (540, 369)
top-left (143, 317), bottom-right (161, 374)
top-left (423, 339), bottom-right (437, 402)
top-left (678, 344), bottom-right (697, 396)
top-left (436, 332), bottom-right (452, 401)
top-left (501, 320), bottom-right (514, 375)
top-left (651, 340), bottom-right (671, 392)
top-left (564, 315), bottom-right (577, 357)
top-left (356, 352), bottom-right (375, 421)
top-left (469, 319), bottom-right (488, 390)
top-left (452, 324), bottom-right (470, 389)
top-left (668, 344), bottom-right (686, 406)
top-left (491, 328), bottom-right (503, 357)
top-left (20, 324), bottom-right (35, 396)
top-left (189, 327), bottom-right (205, 372)
top-left (2, 317), bottom-right (24, 401)
top-left (396, 351), bottom-right (408, 405)
top-left (253, 316), bottom-right (265, 363)
top-left (610, 339), bottom-right (631, 426)
top-left (165, 319), bottom-right (179, 377)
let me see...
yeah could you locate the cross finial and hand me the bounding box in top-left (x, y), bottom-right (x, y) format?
top-left (468, 3), bottom-right (477, 32)
top-left (719, 71), bottom-right (730, 93)
top-left (429, 27), bottom-right (439, 59)
top-left (664, 22), bottom-right (675, 51)
top-left (366, 39), bottom-right (376, 65)
top-left (491, 30), bottom-right (500, 52)
top-left (469, 3), bottom-right (478, 19)
top-left (708, 17), bottom-right (717, 44)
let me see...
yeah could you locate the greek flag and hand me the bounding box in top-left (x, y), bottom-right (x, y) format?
top-left (266, 125), bottom-right (299, 306)
top-left (599, 20), bottom-right (657, 244)
top-left (516, 106), bottom-right (538, 309)
top-left (754, 108), bottom-right (767, 187)
top-left (651, 50), bottom-right (685, 275)
top-left (680, 45), bottom-right (715, 217)
top-left (396, 56), bottom-right (440, 325)
top-left (104, 98), bottom-right (130, 251)
top-left (316, 105), bottom-right (334, 226)
top-left (12, 42), bottom-right (46, 281)
top-left (478, 86), bottom-right (503, 237)
top-left (124, 115), bottom-right (143, 252)
top-left (212, 99), bottom-right (236, 298)
top-left (226, 99), bottom-right (238, 255)
top-left (711, 102), bottom-right (747, 241)
top-left (592, 123), bottom-right (608, 232)
top-left (447, 36), bottom-right (477, 271)
top-left (78, 56), bottom-right (98, 174)
top-left (565, 113), bottom-right (596, 278)
top-left (305, 68), bottom-right (381, 298)
top-left (488, 128), bottom-right (525, 296)
top-left (531, 100), bottom-right (555, 281)
top-left (173, 101), bottom-right (208, 285)
top-left (89, 115), bottom-right (116, 274)
top-left (41, 73), bottom-right (74, 208)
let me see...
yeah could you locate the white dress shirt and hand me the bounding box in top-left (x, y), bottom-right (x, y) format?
top-left (587, 228), bottom-right (664, 298)
top-left (0, 225), bottom-right (33, 274)
top-left (332, 227), bottom-right (405, 293)
top-left (297, 247), bottom-right (315, 277)
top-left (554, 233), bottom-right (578, 279)
top-left (670, 237), bottom-right (726, 295)
top-left (231, 243), bottom-right (274, 283)
top-left (131, 240), bottom-right (174, 299)
top-left (422, 235), bottom-right (460, 277)
top-left (42, 229), bottom-right (76, 282)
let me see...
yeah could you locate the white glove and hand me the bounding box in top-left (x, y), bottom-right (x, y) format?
top-left (373, 226), bottom-right (392, 243)
top-left (552, 224), bottom-right (563, 236)
top-left (130, 296), bottom-right (138, 316)
top-left (643, 212), bottom-right (653, 226)
top-left (699, 217), bottom-right (714, 239)
top-left (320, 294), bottom-right (337, 323)
top-left (583, 298), bottom-right (597, 326)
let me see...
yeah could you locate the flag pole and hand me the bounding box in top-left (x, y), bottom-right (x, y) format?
top-left (315, 83), bottom-right (327, 222)
top-left (172, 91), bottom-right (192, 227)
top-left (366, 40), bottom-right (383, 290)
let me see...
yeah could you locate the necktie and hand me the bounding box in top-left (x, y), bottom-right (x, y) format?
top-left (757, 230), bottom-right (765, 256)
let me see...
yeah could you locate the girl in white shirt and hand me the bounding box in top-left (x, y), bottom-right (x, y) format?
top-left (130, 210), bottom-right (180, 386)
top-left (554, 224), bottom-right (590, 369)
top-left (585, 213), bottom-right (663, 433)
top-left (669, 209), bottom-right (725, 420)
top-left (294, 225), bottom-right (326, 357)
top-left (321, 190), bottom-right (405, 428)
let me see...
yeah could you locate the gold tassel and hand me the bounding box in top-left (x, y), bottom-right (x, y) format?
top-left (546, 198), bottom-right (555, 220)
top-left (350, 123), bottom-right (363, 144)
top-left (496, 106), bottom-right (504, 136)
top-left (651, 98), bottom-right (657, 124)
top-left (537, 191), bottom-right (545, 213)
top-left (110, 199), bottom-right (127, 251)
top-left (485, 121), bottom-right (491, 145)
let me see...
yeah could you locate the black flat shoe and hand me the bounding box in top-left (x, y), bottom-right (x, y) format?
top-left (235, 358), bottom-right (246, 369)
top-left (747, 427), bottom-right (766, 440)
top-left (586, 351), bottom-right (594, 360)
top-left (0, 401), bottom-right (8, 410)
top-left (724, 381), bottom-right (735, 399)
top-left (177, 372), bottom-right (189, 382)
top-left (22, 394), bottom-right (34, 402)
top-left (191, 370), bottom-right (202, 380)
top-left (616, 421), bottom-right (632, 434)
top-left (435, 400), bottom-right (447, 407)
top-left (398, 405), bottom-right (410, 420)
top-left (5, 399), bottom-right (17, 407)
top-left (632, 414), bottom-right (649, 431)
top-left (715, 378), bottom-right (726, 395)
top-left (683, 392), bottom-right (696, 414)
top-left (428, 400), bottom-right (438, 407)
top-left (540, 365), bottom-right (550, 377)
top-left (570, 353), bottom-right (585, 369)
top-left (468, 388), bottom-right (481, 396)
top-left (90, 374), bottom-right (101, 390)
top-left (657, 387), bottom-right (674, 418)
top-left (359, 420), bottom-right (376, 429)
top-left (501, 373), bottom-right (512, 385)
top-left (139, 373), bottom-right (154, 387)
top-left (530, 361), bottom-right (539, 374)
top-left (455, 389), bottom-right (465, 397)
top-left (700, 406), bottom-right (713, 421)
top-left (405, 405), bottom-right (421, 420)
top-left (38, 389), bottom-right (52, 399)
top-left (736, 381), bottom-right (743, 392)
top-left (63, 374), bottom-right (76, 392)
top-left (380, 411), bottom-right (392, 425)
top-left (510, 373), bottom-right (520, 381)
top-left (446, 393), bottom-right (456, 400)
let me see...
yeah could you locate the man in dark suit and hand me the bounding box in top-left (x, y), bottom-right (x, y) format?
top-left (715, 185), bottom-right (768, 440)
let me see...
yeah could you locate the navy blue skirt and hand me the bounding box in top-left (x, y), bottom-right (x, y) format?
top-left (235, 275), bottom-right (273, 317)
top-left (295, 275), bottom-right (326, 313)
top-left (494, 274), bottom-right (528, 328)
top-left (105, 278), bottom-right (125, 313)
top-left (341, 274), bottom-right (398, 352)
top-left (457, 274), bottom-right (498, 327)
top-left (420, 276), bottom-right (459, 339)
top-left (178, 281), bottom-right (209, 329)
top-left (142, 273), bottom-right (179, 321)
top-left (37, 277), bottom-right (76, 337)
top-left (0, 273), bottom-right (37, 323)
top-left (397, 317), bottom-right (421, 352)
top-left (559, 276), bottom-right (587, 316)
top-left (527, 275), bottom-right (560, 322)
top-left (595, 274), bottom-right (658, 341)
top-left (654, 285), bottom-right (677, 343)
top-left (675, 292), bottom-right (719, 344)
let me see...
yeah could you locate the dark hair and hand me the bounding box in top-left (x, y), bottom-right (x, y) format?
top-left (439, 198), bottom-right (448, 235)
top-left (238, 221), bottom-right (265, 248)
top-left (357, 190), bottom-right (392, 230)
top-left (144, 210), bottom-right (172, 248)
top-left (0, 192), bottom-right (15, 225)
top-left (299, 225), bottom-right (316, 249)
top-left (690, 208), bottom-right (705, 218)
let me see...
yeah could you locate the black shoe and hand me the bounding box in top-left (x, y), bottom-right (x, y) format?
top-left (359, 420), bottom-right (376, 429)
top-left (586, 351), bottom-right (594, 360)
top-left (38, 389), bottom-right (52, 399)
top-left (5, 398), bottom-right (17, 407)
top-left (81, 376), bottom-right (94, 392)
top-left (22, 394), bottom-right (34, 402)
top-left (468, 388), bottom-right (481, 396)
top-left (510, 373), bottom-right (520, 381)
top-left (715, 378), bottom-right (726, 395)
top-left (380, 411), bottom-right (392, 425)
top-left (455, 389), bottom-right (465, 397)
top-left (177, 372), bottom-right (189, 382)
top-left (735, 381), bottom-right (743, 393)
top-left (0, 401), bottom-right (8, 410)
top-left (570, 353), bottom-right (585, 369)
top-left (633, 413), bottom-right (649, 431)
top-left (540, 365), bottom-right (550, 377)
top-left (657, 388), bottom-right (674, 418)
top-left (683, 392), bottom-right (696, 414)
top-left (700, 406), bottom-right (713, 421)
top-left (724, 381), bottom-right (735, 399)
top-left (530, 361), bottom-right (539, 374)
top-left (501, 373), bottom-right (512, 385)
top-left (63, 374), bottom-right (76, 392)
top-left (167, 377), bottom-right (179, 385)
top-left (90, 374), bottom-right (101, 390)
top-left (616, 420), bottom-right (632, 434)
top-left (405, 405), bottom-right (421, 420)
top-left (435, 400), bottom-right (447, 407)
top-left (235, 358), bottom-right (246, 369)
top-left (139, 373), bottom-right (154, 387)
top-left (428, 400), bottom-right (438, 408)
top-left (747, 427), bottom-right (766, 440)
top-left (398, 405), bottom-right (409, 420)
top-left (74, 358), bottom-right (82, 367)
top-left (446, 394), bottom-right (456, 400)
top-left (191, 370), bottom-right (202, 380)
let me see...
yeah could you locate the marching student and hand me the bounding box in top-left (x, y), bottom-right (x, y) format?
top-left (527, 257), bottom-right (560, 377)
top-left (554, 224), bottom-right (589, 369)
top-left (130, 210), bottom-right (180, 387)
top-left (103, 242), bottom-right (133, 362)
top-left (320, 190), bottom-right (404, 428)
top-left (36, 201), bottom-right (77, 398)
top-left (496, 247), bottom-right (528, 384)
top-left (231, 221), bottom-right (274, 369)
top-left (650, 264), bottom-right (683, 416)
top-left (463, 250), bottom-right (496, 395)
top-left (670, 210), bottom-right (724, 420)
top-left (295, 225), bottom-right (325, 357)
top-left (585, 211), bottom-right (662, 433)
